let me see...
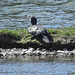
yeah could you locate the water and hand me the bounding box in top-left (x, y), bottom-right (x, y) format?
top-left (0, 0), bottom-right (75, 75)
top-left (0, 56), bottom-right (75, 75)
top-left (0, 0), bottom-right (75, 29)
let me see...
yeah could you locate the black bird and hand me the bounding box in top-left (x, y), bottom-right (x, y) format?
top-left (25, 15), bottom-right (53, 43)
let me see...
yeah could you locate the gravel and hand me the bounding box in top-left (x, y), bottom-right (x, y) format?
top-left (0, 48), bottom-right (75, 58)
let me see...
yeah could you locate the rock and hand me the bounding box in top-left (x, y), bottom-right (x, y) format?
top-left (57, 50), bottom-right (70, 56)
top-left (0, 52), bottom-right (6, 57)
top-left (22, 53), bottom-right (26, 55)
top-left (41, 51), bottom-right (49, 55)
top-left (42, 49), bottom-right (47, 51)
top-left (25, 48), bottom-right (34, 56)
top-left (69, 52), bottom-right (74, 55)
top-left (0, 50), bottom-right (1, 52)
top-left (73, 49), bottom-right (75, 54)
top-left (22, 49), bottom-right (28, 52)
top-left (36, 48), bottom-right (40, 51)
top-left (33, 50), bottom-right (41, 56)
top-left (57, 50), bottom-right (63, 53)
top-left (0, 53), bottom-right (3, 57)
top-left (0, 47), bottom-right (75, 58)
top-left (28, 48), bottom-right (35, 52)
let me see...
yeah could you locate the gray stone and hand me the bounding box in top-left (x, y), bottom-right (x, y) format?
top-left (33, 50), bottom-right (41, 56)
top-left (22, 49), bottom-right (28, 52)
top-left (0, 53), bottom-right (3, 57)
top-left (28, 48), bottom-right (35, 52)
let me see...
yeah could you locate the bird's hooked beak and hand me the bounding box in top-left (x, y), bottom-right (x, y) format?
top-left (25, 15), bottom-right (31, 18)
top-left (25, 15), bottom-right (31, 21)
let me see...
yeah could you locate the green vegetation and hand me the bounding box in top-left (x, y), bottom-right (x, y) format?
top-left (0, 28), bottom-right (41, 44)
top-left (0, 29), bottom-right (29, 37)
top-left (0, 27), bottom-right (75, 37)
top-left (0, 27), bottom-right (75, 49)
top-left (48, 27), bottom-right (75, 37)
top-left (0, 27), bottom-right (75, 44)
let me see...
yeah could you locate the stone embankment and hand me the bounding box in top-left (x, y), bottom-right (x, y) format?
top-left (0, 48), bottom-right (75, 58)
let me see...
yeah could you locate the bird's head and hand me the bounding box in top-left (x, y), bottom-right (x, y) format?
top-left (25, 15), bottom-right (37, 25)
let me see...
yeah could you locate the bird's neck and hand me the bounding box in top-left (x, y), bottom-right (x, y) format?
top-left (32, 24), bottom-right (37, 25)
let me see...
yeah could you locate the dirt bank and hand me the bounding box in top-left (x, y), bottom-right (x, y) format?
top-left (0, 28), bottom-right (75, 50)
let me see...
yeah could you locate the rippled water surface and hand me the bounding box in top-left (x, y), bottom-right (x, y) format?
top-left (0, 0), bottom-right (75, 29)
top-left (0, 1), bottom-right (75, 75)
top-left (0, 56), bottom-right (75, 75)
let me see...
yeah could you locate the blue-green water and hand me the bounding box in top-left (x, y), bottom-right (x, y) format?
top-left (0, 0), bottom-right (75, 29)
top-left (0, 56), bottom-right (75, 75)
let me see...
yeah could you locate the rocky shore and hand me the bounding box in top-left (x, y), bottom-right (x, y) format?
top-left (0, 28), bottom-right (75, 58)
top-left (0, 48), bottom-right (75, 58)
top-left (0, 28), bottom-right (75, 50)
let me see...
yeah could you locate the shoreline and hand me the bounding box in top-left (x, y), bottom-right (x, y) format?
top-left (0, 48), bottom-right (75, 58)
top-left (0, 27), bottom-right (75, 50)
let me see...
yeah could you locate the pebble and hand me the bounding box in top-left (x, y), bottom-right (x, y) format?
top-left (22, 49), bottom-right (28, 52)
top-left (0, 53), bottom-right (3, 57)
top-left (28, 48), bottom-right (35, 52)
top-left (33, 50), bottom-right (41, 56)
top-left (0, 48), bottom-right (75, 58)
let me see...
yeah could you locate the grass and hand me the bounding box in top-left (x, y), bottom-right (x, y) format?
top-left (0, 28), bottom-right (41, 44)
top-left (0, 29), bottom-right (29, 37)
top-left (0, 27), bottom-right (75, 37)
top-left (0, 27), bottom-right (75, 44)
top-left (0, 27), bottom-right (75, 49)
top-left (48, 27), bottom-right (75, 37)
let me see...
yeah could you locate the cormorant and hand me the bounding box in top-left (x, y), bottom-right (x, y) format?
top-left (25, 15), bottom-right (53, 43)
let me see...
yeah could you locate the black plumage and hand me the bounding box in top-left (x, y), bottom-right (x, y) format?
top-left (26, 15), bottom-right (53, 43)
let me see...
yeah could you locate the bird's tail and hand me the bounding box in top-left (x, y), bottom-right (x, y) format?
top-left (42, 35), bottom-right (53, 43)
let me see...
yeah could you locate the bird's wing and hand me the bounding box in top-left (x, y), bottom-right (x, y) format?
top-left (37, 25), bottom-right (47, 33)
top-left (38, 26), bottom-right (53, 43)
top-left (42, 35), bottom-right (51, 43)
top-left (28, 25), bottom-right (41, 35)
